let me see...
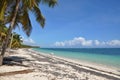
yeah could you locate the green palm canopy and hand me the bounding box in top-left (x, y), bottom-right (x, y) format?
top-left (0, 0), bottom-right (57, 65)
top-left (0, 0), bottom-right (57, 36)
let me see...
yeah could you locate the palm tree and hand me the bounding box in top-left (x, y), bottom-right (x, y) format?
top-left (0, 24), bottom-right (8, 47)
top-left (0, 31), bottom-right (6, 47)
top-left (10, 32), bottom-right (22, 48)
top-left (0, 0), bottom-right (57, 65)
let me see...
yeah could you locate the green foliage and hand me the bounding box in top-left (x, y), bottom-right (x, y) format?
top-left (20, 44), bottom-right (40, 48)
top-left (0, 0), bottom-right (57, 65)
top-left (0, 25), bottom-right (39, 48)
top-left (10, 32), bottom-right (23, 48)
top-left (0, 24), bottom-right (8, 45)
top-left (1, 0), bottom-right (57, 37)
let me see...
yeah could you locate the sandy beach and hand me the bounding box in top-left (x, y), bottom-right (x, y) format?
top-left (0, 48), bottom-right (120, 80)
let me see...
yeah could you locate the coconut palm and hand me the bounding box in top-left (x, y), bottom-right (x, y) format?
top-left (0, 24), bottom-right (8, 46)
top-left (10, 32), bottom-right (22, 48)
top-left (0, 32), bottom-right (6, 47)
top-left (0, 0), bottom-right (57, 65)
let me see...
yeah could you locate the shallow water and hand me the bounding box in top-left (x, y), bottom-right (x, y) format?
top-left (33, 48), bottom-right (120, 68)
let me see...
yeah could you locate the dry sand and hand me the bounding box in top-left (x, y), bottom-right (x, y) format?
top-left (0, 48), bottom-right (120, 80)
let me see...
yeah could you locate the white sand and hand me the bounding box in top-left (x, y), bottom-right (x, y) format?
top-left (0, 49), bottom-right (120, 80)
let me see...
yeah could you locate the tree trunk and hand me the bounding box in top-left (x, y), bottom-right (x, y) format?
top-left (9, 33), bottom-right (14, 49)
top-left (0, 0), bottom-right (20, 66)
top-left (0, 55), bottom-right (3, 66)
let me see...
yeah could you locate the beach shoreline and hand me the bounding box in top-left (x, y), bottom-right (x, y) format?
top-left (0, 48), bottom-right (120, 80)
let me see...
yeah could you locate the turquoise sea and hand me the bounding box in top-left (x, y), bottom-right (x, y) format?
top-left (33, 48), bottom-right (120, 69)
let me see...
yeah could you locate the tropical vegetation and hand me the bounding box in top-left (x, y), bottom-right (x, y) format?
top-left (0, 24), bottom-right (8, 46)
top-left (0, 0), bottom-right (57, 65)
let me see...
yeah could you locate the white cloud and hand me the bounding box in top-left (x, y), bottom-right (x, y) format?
top-left (54, 42), bottom-right (65, 47)
top-left (107, 40), bottom-right (120, 46)
top-left (54, 37), bottom-right (93, 47)
top-left (53, 37), bottom-right (120, 47)
top-left (71, 37), bottom-right (93, 46)
top-left (94, 40), bottom-right (100, 45)
top-left (22, 38), bottom-right (35, 45)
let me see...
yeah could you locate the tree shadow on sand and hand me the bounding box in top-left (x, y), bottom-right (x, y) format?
top-left (0, 56), bottom-right (35, 77)
top-left (3, 56), bottom-right (31, 67)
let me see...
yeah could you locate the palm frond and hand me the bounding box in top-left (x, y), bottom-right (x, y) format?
top-left (0, 0), bottom-right (7, 22)
top-left (33, 6), bottom-right (45, 28)
top-left (22, 0), bottom-right (37, 10)
top-left (35, 0), bottom-right (41, 5)
top-left (42, 0), bottom-right (57, 7)
top-left (19, 10), bottom-right (32, 37)
top-left (0, 0), bottom-right (16, 23)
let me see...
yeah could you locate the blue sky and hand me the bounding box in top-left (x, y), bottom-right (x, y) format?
top-left (15, 0), bottom-right (120, 48)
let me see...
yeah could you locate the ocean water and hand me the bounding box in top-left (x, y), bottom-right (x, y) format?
top-left (33, 48), bottom-right (120, 68)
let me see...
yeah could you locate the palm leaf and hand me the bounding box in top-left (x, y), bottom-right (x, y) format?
top-left (23, 0), bottom-right (36, 9)
top-left (35, 0), bottom-right (41, 5)
top-left (0, 0), bottom-right (7, 22)
top-left (42, 0), bottom-right (57, 7)
top-left (19, 10), bottom-right (32, 37)
top-left (32, 6), bottom-right (45, 28)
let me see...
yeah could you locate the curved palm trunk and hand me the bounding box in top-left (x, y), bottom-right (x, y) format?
top-left (0, 0), bottom-right (20, 66)
top-left (9, 33), bottom-right (14, 49)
